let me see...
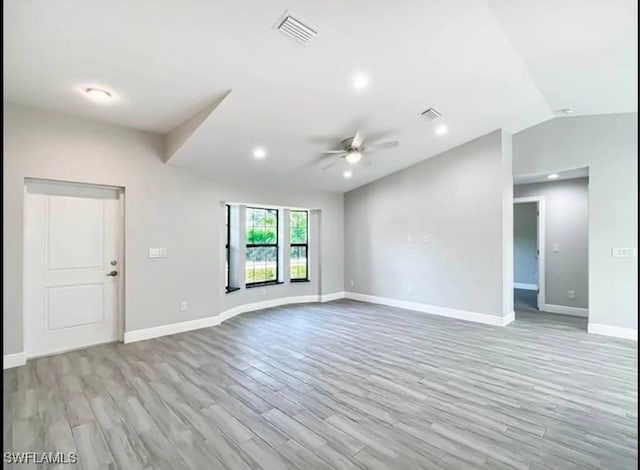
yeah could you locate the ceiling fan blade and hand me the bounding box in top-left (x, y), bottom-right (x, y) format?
top-left (364, 140), bottom-right (399, 151)
top-left (351, 131), bottom-right (364, 149)
top-left (322, 158), bottom-right (338, 170)
top-left (322, 150), bottom-right (347, 154)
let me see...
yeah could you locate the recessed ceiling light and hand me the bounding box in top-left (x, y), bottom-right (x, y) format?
top-left (253, 147), bottom-right (267, 159)
top-left (345, 151), bottom-right (362, 164)
top-left (343, 170), bottom-right (353, 178)
top-left (560, 108), bottom-right (575, 114)
top-left (84, 87), bottom-right (113, 103)
top-left (548, 173), bottom-right (559, 179)
top-left (353, 75), bottom-right (369, 89)
top-left (435, 124), bottom-right (448, 136)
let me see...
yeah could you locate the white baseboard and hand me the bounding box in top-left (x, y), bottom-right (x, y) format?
top-left (3, 352), bottom-right (26, 369)
top-left (345, 292), bottom-right (514, 327)
top-left (215, 295), bottom-right (319, 324)
top-left (503, 311), bottom-right (515, 326)
top-left (542, 304), bottom-right (588, 318)
top-left (124, 315), bottom-right (223, 343)
top-left (588, 323), bottom-right (637, 341)
top-left (124, 293), bottom-right (343, 344)
top-left (320, 291), bottom-right (346, 302)
top-left (514, 282), bottom-right (538, 291)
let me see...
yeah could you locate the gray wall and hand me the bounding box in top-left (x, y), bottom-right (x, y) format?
top-left (3, 103), bottom-right (344, 355)
top-left (344, 130), bottom-right (513, 318)
top-left (515, 178), bottom-right (589, 309)
top-left (514, 202), bottom-right (538, 286)
top-left (514, 114), bottom-right (637, 329)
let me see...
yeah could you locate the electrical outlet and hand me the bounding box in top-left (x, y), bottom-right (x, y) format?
top-left (149, 248), bottom-right (167, 258)
top-left (567, 290), bottom-right (575, 299)
top-left (180, 301), bottom-right (188, 312)
top-left (552, 244), bottom-right (560, 253)
top-left (350, 279), bottom-right (355, 287)
top-left (612, 247), bottom-right (636, 257)
top-left (423, 234), bottom-right (429, 243)
top-left (407, 233), bottom-right (413, 243)
top-left (408, 285), bottom-right (413, 294)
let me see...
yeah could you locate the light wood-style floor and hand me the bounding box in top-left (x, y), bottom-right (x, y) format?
top-left (4, 300), bottom-right (638, 470)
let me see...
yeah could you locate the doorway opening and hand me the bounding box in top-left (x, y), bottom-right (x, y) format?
top-left (23, 179), bottom-right (125, 358)
top-left (513, 168), bottom-right (589, 321)
top-left (514, 197), bottom-right (545, 311)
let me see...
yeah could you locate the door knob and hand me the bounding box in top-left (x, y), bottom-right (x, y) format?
top-left (107, 270), bottom-right (119, 277)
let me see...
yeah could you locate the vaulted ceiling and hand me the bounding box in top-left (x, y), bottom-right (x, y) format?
top-left (4, 0), bottom-right (637, 192)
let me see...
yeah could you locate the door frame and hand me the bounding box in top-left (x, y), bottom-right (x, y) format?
top-left (23, 178), bottom-right (126, 359)
top-left (514, 196), bottom-right (545, 309)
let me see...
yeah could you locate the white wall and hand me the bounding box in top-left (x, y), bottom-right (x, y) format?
top-left (515, 178), bottom-right (589, 309)
top-left (344, 130), bottom-right (514, 321)
top-left (514, 114), bottom-right (637, 331)
top-left (3, 103), bottom-right (344, 356)
top-left (514, 202), bottom-right (538, 286)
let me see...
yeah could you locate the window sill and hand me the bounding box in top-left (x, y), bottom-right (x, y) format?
top-left (225, 286), bottom-right (241, 294)
top-left (290, 279), bottom-right (310, 283)
top-left (246, 281), bottom-right (284, 289)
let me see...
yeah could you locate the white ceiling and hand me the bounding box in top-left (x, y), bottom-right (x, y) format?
top-left (486, 0), bottom-right (638, 117)
top-left (3, 0), bottom-right (637, 192)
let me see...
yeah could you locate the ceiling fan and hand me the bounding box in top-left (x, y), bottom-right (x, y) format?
top-left (320, 131), bottom-right (399, 170)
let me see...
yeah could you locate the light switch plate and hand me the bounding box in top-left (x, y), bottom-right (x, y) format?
top-left (612, 247), bottom-right (636, 257)
top-left (553, 244), bottom-right (560, 253)
top-left (149, 248), bottom-right (167, 258)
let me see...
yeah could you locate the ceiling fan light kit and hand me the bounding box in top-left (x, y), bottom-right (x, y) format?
top-left (345, 151), bottom-right (362, 164)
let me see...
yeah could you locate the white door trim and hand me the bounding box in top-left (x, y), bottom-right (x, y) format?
top-left (514, 196), bottom-right (545, 309)
top-left (23, 178), bottom-right (125, 359)
top-left (116, 191), bottom-right (126, 342)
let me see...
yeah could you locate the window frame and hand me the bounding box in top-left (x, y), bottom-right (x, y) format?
top-left (290, 210), bottom-right (309, 282)
top-left (225, 204), bottom-right (240, 293)
top-left (245, 207), bottom-right (280, 287)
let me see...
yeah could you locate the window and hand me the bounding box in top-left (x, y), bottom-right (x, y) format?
top-left (290, 210), bottom-right (308, 281)
top-left (246, 207), bottom-right (279, 286)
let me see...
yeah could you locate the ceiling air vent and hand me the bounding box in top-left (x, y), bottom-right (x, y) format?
top-left (421, 108), bottom-right (442, 121)
top-left (276, 12), bottom-right (317, 44)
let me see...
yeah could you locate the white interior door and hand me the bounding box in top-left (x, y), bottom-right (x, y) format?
top-left (24, 180), bottom-right (123, 358)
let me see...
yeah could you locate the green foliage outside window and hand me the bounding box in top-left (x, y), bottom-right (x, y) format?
top-left (290, 211), bottom-right (308, 280)
top-left (246, 208), bottom-right (278, 283)
top-left (290, 211), bottom-right (308, 244)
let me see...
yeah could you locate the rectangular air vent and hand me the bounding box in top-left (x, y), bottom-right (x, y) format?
top-left (421, 108), bottom-right (442, 121)
top-left (276, 12), bottom-right (317, 44)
